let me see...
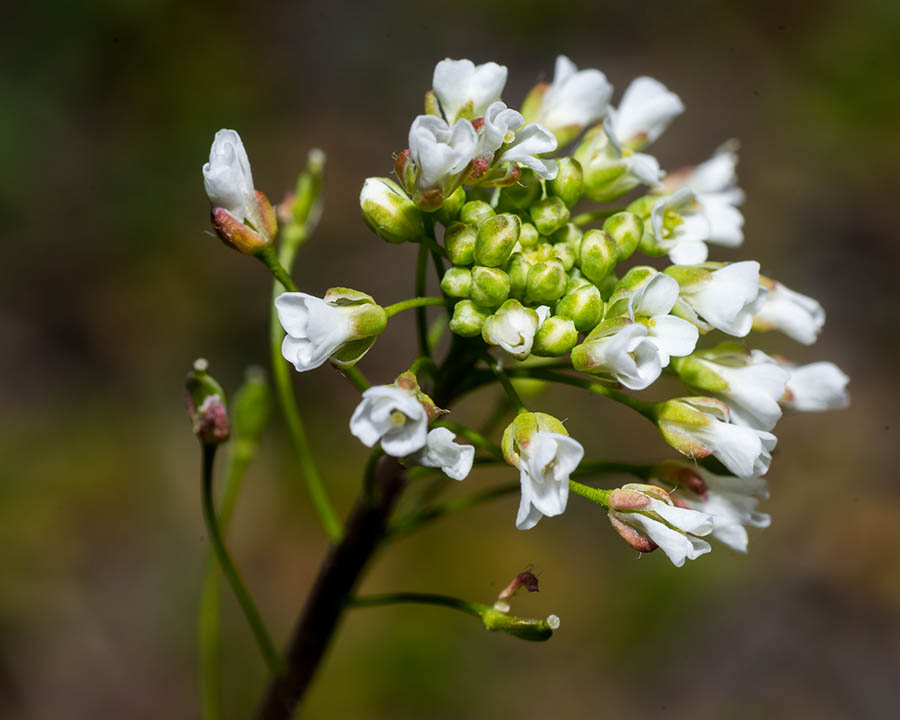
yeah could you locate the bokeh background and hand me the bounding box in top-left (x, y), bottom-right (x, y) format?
top-left (2, 0), bottom-right (899, 717)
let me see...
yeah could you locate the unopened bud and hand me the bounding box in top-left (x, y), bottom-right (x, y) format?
top-left (459, 200), bottom-right (495, 228)
top-left (470, 266), bottom-right (511, 308)
top-left (443, 221), bottom-right (477, 265)
top-left (496, 168), bottom-right (542, 212)
top-left (553, 240), bottom-right (578, 271)
top-left (289, 149), bottom-right (326, 227)
top-left (547, 157), bottom-right (583, 208)
top-left (394, 148), bottom-right (417, 194)
top-left (434, 186), bottom-right (466, 225)
top-left (526, 260), bottom-right (567, 303)
top-left (579, 229), bottom-right (618, 284)
top-left (529, 196), bottom-right (570, 236)
top-left (532, 315), bottom-right (578, 357)
top-left (230, 366), bottom-right (272, 448)
top-left (449, 299), bottom-right (490, 337)
top-left (531, 241), bottom-right (555, 262)
top-left (440, 267), bottom-right (472, 298)
top-left (474, 213), bottom-right (521, 267)
top-left (556, 283), bottom-right (604, 333)
top-left (211, 208), bottom-right (270, 255)
top-left (360, 177), bottom-right (424, 244)
top-left (551, 222), bottom-right (583, 250)
top-left (424, 89), bottom-right (441, 117)
top-left (518, 222), bottom-right (540, 249)
top-left (608, 515), bottom-right (658, 553)
top-left (185, 358), bottom-right (230, 445)
top-left (506, 252), bottom-right (532, 300)
top-left (603, 211), bottom-right (643, 260)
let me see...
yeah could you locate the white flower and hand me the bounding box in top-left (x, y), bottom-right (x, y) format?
top-left (571, 321), bottom-right (662, 390)
top-left (202, 129), bottom-right (261, 228)
top-left (515, 433), bottom-right (584, 530)
top-left (676, 143), bottom-right (745, 205)
top-left (627, 272), bottom-right (699, 365)
top-left (671, 261), bottom-right (763, 336)
top-left (607, 485), bottom-right (713, 567)
top-left (349, 385), bottom-right (428, 457)
top-left (753, 280), bottom-right (825, 345)
top-left (752, 354), bottom-right (850, 411)
top-left (657, 397), bottom-right (777, 477)
top-left (649, 187), bottom-right (742, 264)
top-left (408, 115), bottom-right (478, 192)
top-left (407, 427), bottom-right (474, 480)
top-left (654, 463), bottom-right (770, 553)
top-left (476, 102), bottom-right (558, 180)
top-left (608, 76), bottom-right (684, 149)
top-left (433, 58), bottom-right (507, 124)
top-left (534, 55), bottom-right (613, 142)
top-left (482, 300), bottom-right (550, 360)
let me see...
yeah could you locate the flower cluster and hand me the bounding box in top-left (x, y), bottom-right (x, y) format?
top-left (203, 55), bottom-right (849, 568)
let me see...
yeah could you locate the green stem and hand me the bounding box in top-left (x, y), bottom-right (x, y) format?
top-left (347, 592), bottom-right (485, 618)
top-left (434, 421), bottom-right (503, 459)
top-left (201, 445), bottom-right (284, 675)
top-left (388, 482), bottom-right (519, 539)
top-left (414, 244), bottom-right (430, 357)
top-left (257, 245), bottom-right (299, 292)
top-left (482, 354), bottom-right (527, 412)
top-left (384, 296), bottom-right (449, 319)
top-left (341, 366), bottom-right (371, 392)
top-left (569, 479), bottom-right (612, 508)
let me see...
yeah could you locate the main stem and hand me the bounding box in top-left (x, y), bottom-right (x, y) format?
top-left (254, 456), bottom-right (408, 720)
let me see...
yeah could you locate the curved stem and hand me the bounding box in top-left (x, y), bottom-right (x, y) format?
top-left (482, 354), bottom-right (526, 412)
top-left (201, 445), bottom-right (284, 675)
top-left (257, 245), bottom-right (299, 292)
top-left (340, 365), bottom-right (371, 392)
top-left (384, 296), bottom-right (449, 319)
top-left (569, 479), bottom-right (612, 508)
top-left (347, 592), bottom-right (485, 618)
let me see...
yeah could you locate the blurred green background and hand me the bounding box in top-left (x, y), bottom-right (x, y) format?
top-left (2, 0), bottom-right (899, 717)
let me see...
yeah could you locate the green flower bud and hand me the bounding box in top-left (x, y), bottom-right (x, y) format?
top-left (443, 221), bottom-right (477, 266)
top-left (553, 241), bottom-right (577, 271)
top-left (546, 157), bottom-right (583, 208)
top-left (531, 241), bottom-right (556, 262)
top-left (185, 358), bottom-right (230, 445)
top-left (470, 266), bottom-right (511, 308)
top-left (230, 367), bottom-right (272, 455)
top-left (529, 196), bottom-right (570, 236)
top-left (449, 300), bottom-right (490, 337)
top-left (532, 316), bottom-right (578, 357)
top-left (459, 200), bottom-right (495, 228)
top-left (551, 222), bottom-right (583, 249)
top-left (556, 284), bottom-right (604, 333)
top-left (480, 607), bottom-right (557, 642)
top-left (565, 269), bottom-right (591, 294)
top-left (626, 194), bottom-right (657, 218)
top-left (440, 267), bottom-right (472, 298)
top-left (518, 222), bottom-right (540, 249)
top-left (579, 229), bottom-right (618, 284)
top-left (603, 211), bottom-right (643, 260)
top-left (496, 168), bottom-right (542, 212)
top-left (434, 186), bottom-right (466, 225)
top-left (360, 177), bottom-right (424, 244)
top-left (474, 213), bottom-right (521, 267)
top-left (506, 252), bottom-right (532, 300)
top-left (605, 265), bottom-right (659, 317)
top-left (526, 260), bottom-right (567, 303)
top-left (670, 355), bottom-right (730, 393)
top-left (598, 273), bottom-right (618, 301)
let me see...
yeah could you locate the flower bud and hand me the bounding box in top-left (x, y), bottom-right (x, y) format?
top-left (518, 222), bottom-right (540, 249)
top-left (553, 240), bottom-right (577, 271)
top-left (440, 267), bottom-right (472, 298)
top-left (287, 148), bottom-right (326, 227)
top-left (533, 315), bottom-right (578, 357)
top-left (546, 157), bottom-right (583, 208)
top-left (526, 260), bottom-right (567, 303)
top-left (449, 300), bottom-right (490, 337)
top-left (579, 229), bottom-right (618, 284)
top-left (360, 177), bottom-right (425, 244)
top-left (483, 300), bottom-right (547, 360)
top-left (480, 607), bottom-right (557, 642)
top-left (470, 266), bottom-right (511, 308)
top-left (434, 185), bottom-right (466, 225)
top-left (394, 148), bottom-right (418, 195)
top-left (474, 213), bottom-right (521, 267)
top-left (230, 366), bottom-right (272, 451)
top-left (602, 211), bottom-right (643, 260)
top-left (531, 241), bottom-right (555, 262)
top-left (495, 168), bottom-right (542, 212)
top-left (529, 196), bottom-right (570, 236)
top-left (459, 200), bottom-right (495, 228)
top-left (501, 411), bottom-right (569, 466)
top-left (556, 283), bottom-right (604, 333)
top-left (551, 222), bottom-right (583, 250)
top-left (443, 221), bottom-right (477, 265)
top-left (506, 252), bottom-right (532, 300)
top-left (211, 207), bottom-right (270, 255)
top-left (185, 358), bottom-right (230, 445)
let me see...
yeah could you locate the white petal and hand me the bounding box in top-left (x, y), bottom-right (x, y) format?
top-left (433, 58), bottom-right (507, 123)
top-left (498, 122), bottom-right (559, 179)
top-left (754, 283), bottom-right (825, 345)
top-left (611, 76), bottom-right (684, 147)
top-left (538, 56), bottom-right (613, 132)
top-left (349, 386), bottom-right (429, 456)
top-left (410, 427), bottom-right (475, 480)
top-left (202, 129), bottom-right (258, 224)
top-left (784, 361), bottom-right (850, 411)
top-left (646, 315), bottom-right (699, 363)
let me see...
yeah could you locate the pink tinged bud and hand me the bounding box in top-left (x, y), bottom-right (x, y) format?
top-left (609, 515), bottom-right (657, 554)
top-left (254, 189), bottom-right (278, 240)
top-left (394, 148), bottom-right (417, 193)
top-left (608, 488), bottom-right (653, 511)
top-left (675, 467), bottom-right (709, 499)
top-left (669, 493), bottom-right (690, 509)
top-left (186, 394), bottom-right (230, 445)
top-left (497, 570), bottom-right (540, 602)
top-left (211, 207), bottom-right (269, 255)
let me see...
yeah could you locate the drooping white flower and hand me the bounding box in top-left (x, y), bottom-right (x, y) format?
top-left (571, 320), bottom-right (662, 390)
top-left (652, 462), bottom-right (770, 553)
top-left (202, 129), bottom-right (260, 227)
top-left (573, 122), bottom-right (663, 202)
top-left (532, 55), bottom-right (613, 144)
top-left (657, 397), bottom-right (777, 477)
top-left (751, 353), bottom-right (850, 412)
top-left (502, 412), bottom-right (584, 530)
top-left (608, 76), bottom-right (684, 150)
top-left (349, 384), bottom-right (429, 457)
top-left (482, 300), bottom-right (550, 360)
top-left (406, 427), bottom-right (475, 481)
top-left (276, 289), bottom-right (387, 372)
top-left (626, 271), bottom-right (699, 365)
top-left (606, 484), bottom-right (713, 567)
top-left (753, 279), bottom-right (825, 345)
top-left (667, 261), bottom-right (763, 337)
top-left (475, 102), bottom-right (558, 180)
top-left (433, 58), bottom-right (508, 124)
top-left (408, 115), bottom-right (478, 193)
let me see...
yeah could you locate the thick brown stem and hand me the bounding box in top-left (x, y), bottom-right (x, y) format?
top-left (254, 456), bottom-right (407, 720)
